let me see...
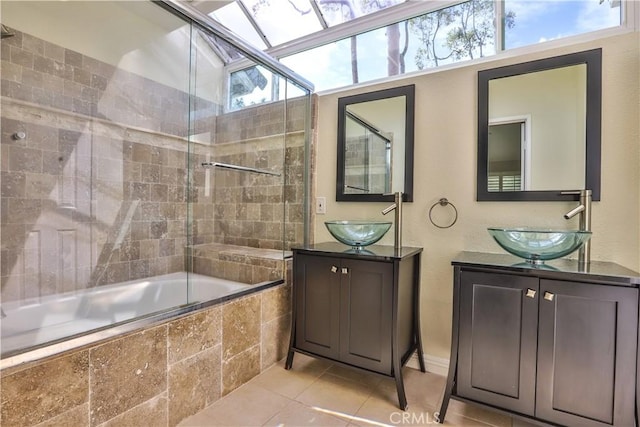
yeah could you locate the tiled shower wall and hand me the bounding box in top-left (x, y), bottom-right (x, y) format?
top-left (1, 27), bottom-right (308, 301)
top-left (1, 101), bottom-right (191, 301)
top-left (0, 28), bottom-right (200, 137)
top-left (190, 98), bottom-right (308, 251)
top-left (345, 135), bottom-right (390, 194)
top-left (0, 27), bottom-right (201, 300)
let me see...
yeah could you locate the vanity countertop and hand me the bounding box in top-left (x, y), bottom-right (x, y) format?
top-left (293, 242), bottom-right (422, 261)
top-left (453, 251), bottom-right (640, 286)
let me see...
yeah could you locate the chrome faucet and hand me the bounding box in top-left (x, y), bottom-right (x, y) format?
top-left (562, 189), bottom-right (592, 265)
top-left (381, 191), bottom-right (403, 251)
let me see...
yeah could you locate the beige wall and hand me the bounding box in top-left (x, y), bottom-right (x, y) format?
top-left (314, 32), bottom-right (640, 360)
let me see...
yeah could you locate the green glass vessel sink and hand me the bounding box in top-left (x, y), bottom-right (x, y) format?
top-left (488, 227), bottom-right (592, 264)
top-left (325, 220), bottom-right (392, 249)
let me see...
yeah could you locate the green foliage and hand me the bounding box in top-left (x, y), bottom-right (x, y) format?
top-left (410, 8), bottom-right (455, 69)
top-left (409, 0), bottom-right (515, 70)
top-left (232, 98), bottom-right (246, 109)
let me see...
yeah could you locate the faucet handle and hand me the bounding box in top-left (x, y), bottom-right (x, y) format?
top-left (382, 191), bottom-right (403, 202)
top-left (560, 190), bottom-right (592, 203)
top-left (560, 189), bottom-right (592, 196)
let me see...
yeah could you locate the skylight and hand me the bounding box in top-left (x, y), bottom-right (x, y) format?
top-left (208, 0), bottom-right (407, 50)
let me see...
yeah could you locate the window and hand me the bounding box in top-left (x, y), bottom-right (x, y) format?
top-left (488, 174), bottom-right (522, 192)
top-left (228, 65), bottom-right (275, 110)
top-left (280, 0), bottom-right (622, 92)
top-left (199, 0), bottom-right (625, 106)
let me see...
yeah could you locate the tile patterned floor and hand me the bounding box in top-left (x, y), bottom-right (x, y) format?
top-left (179, 354), bottom-right (513, 427)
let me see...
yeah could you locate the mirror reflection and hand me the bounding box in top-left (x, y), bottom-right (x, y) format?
top-left (488, 64), bottom-right (586, 192)
top-left (477, 49), bottom-right (601, 202)
top-left (337, 85), bottom-right (415, 202)
top-left (344, 97), bottom-right (405, 195)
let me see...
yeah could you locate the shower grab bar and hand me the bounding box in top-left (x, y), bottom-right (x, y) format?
top-left (201, 161), bottom-right (281, 177)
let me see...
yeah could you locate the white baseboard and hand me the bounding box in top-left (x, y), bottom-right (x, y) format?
top-left (405, 353), bottom-right (449, 376)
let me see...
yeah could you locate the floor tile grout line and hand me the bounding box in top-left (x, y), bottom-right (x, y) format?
top-left (259, 393), bottom-right (298, 426)
top-left (258, 395), bottom-right (347, 427)
top-left (181, 356), bottom-right (512, 427)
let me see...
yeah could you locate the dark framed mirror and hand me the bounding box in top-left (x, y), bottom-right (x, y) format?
top-left (477, 49), bottom-right (602, 202)
top-left (337, 84), bottom-right (415, 202)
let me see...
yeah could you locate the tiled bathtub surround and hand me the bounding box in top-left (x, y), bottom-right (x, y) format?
top-left (0, 278), bottom-right (292, 427)
top-left (190, 243), bottom-right (285, 284)
top-left (1, 22), bottom-right (307, 427)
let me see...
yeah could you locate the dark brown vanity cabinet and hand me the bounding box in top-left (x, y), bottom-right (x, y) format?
top-left (292, 254), bottom-right (394, 373)
top-left (286, 243), bottom-right (425, 410)
top-left (440, 253), bottom-right (640, 427)
top-left (457, 271), bottom-right (539, 416)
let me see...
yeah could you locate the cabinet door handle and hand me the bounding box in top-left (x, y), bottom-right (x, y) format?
top-left (341, 267), bottom-right (349, 275)
top-left (544, 291), bottom-right (555, 301)
top-left (526, 289), bottom-right (536, 298)
top-left (330, 266), bottom-right (338, 273)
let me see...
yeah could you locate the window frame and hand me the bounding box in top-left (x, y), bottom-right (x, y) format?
top-left (222, 0), bottom-right (635, 109)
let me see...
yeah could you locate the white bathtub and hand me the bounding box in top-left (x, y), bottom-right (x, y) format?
top-left (1, 272), bottom-right (251, 357)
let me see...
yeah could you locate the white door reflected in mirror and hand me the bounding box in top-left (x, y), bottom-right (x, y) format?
top-left (488, 116), bottom-right (531, 192)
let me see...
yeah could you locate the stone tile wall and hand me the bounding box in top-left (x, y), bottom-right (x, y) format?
top-left (0, 27), bottom-right (204, 300)
top-left (190, 243), bottom-right (284, 284)
top-left (190, 98), bottom-right (308, 252)
top-left (0, 98), bottom-right (191, 301)
top-left (0, 22), bottom-right (306, 427)
top-left (0, 271), bottom-right (292, 427)
top-left (345, 135), bottom-right (390, 194)
top-left (0, 27), bottom-right (208, 137)
top-left (1, 27), bottom-right (309, 300)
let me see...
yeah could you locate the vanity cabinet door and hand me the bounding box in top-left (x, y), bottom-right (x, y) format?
top-left (339, 258), bottom-right (394, 374)
top-left (536, 279), bottom-right (638, 427)
top-left (457, 271), bottom-right (538, 416)
top-left (294, 254), bottom-right (341, 359)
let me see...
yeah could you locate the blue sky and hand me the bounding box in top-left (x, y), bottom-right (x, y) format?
top-left (235, 1), bottom-right (621, 97)
top-left (505, 0), bottom-right (621, 48)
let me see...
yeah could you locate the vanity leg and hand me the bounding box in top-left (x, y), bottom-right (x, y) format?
top-left (437, 266), bottom-right (462, 423)
top-left (285, 260), bottom-right (300, 371)
top-left (413, 254), bottom-right (426, 373)
top-left (391, 335), bottom-right (408, 411)
top-left (394, 364), bottom-right (408, 411)
top-left (285, 286), bottom-right (297, 370)
top-left (285, 319), bottom-right (296, 369)
top-left (285, 349), bottom-right (295, 370)
top-left (636, 297), bottom-right (640, 426)
top-left (437, 364), bottom-right (455, 423)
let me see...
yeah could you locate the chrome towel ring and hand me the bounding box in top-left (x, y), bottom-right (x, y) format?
top-left (429, 198), bottom-right (458, 229)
